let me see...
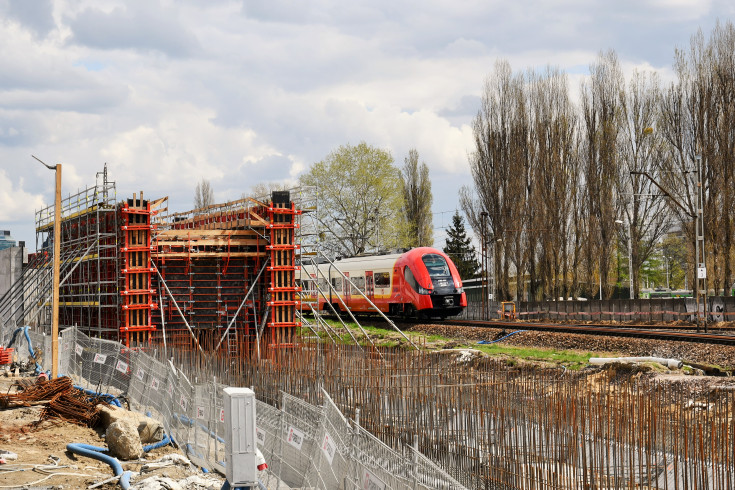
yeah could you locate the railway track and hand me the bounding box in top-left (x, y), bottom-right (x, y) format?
top-left (443, 318), bottom-right (735, 345)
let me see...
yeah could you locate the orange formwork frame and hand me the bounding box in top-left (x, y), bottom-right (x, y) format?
top-left (120, 194), bottom-right (157, 347)
top-left (266, 194), bottom-right (301, 350)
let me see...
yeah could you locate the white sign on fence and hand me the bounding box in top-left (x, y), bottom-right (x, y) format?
top-left (115, 360), bottom-right (128, 374)
top-left (256, 427), bottom-right (265, 446)
top-left (75, 344), bottom-right (83, 357)
top-left (321, 432), bottom-right (336, 465)
top-left (150, 377), bottom-right (160, 391)
top-left (136, 368), bottom-right (145, 381)
top-left (286, 426), bottom-right (304, 450)
top-left (93, 353), bottom-right (107, 364)
top-left (362, 469), bottom-right (386, 490)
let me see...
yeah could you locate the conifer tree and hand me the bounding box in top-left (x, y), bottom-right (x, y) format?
top-left (443, 211), bottom-right (480, 280)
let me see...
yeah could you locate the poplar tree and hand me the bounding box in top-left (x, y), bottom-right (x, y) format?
top-left (401, 149), bottom-right (434, 247)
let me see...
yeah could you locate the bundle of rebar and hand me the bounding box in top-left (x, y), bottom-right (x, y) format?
top-left (0, 376), bottom-right (73, 408)
top-left (41, 389), bottom-right (102, 427)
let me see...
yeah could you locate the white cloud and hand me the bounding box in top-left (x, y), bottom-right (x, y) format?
top-left (1, 0), bottom-right (733, 250)
top-left (0, 170), bottom-right (44, 222)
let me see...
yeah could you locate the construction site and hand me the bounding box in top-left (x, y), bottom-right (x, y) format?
top-left (1, 165), bottom-right (305, 355)
top-left (1, 166), bottom-right (734, 490)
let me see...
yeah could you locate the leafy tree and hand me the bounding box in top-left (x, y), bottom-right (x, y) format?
top-left (300, 142), bottom-right (402, 257)
top-left (194, 178), bottom-right (214, 211)
top-left (443, 211), bottom-right (480, 280)
top-left (400, 149), bottom-right (433, 247)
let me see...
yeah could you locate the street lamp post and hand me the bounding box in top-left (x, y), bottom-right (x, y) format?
top-left (616, 219), bottom-right (634, 299)
top-left (33, 156), bottom-right (61, 379)
top-left (480, 212), bottom-right (488, 320)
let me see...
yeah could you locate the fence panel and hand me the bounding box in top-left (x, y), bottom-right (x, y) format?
top-left (303, 391), bottom-right (352, 490)
top-left (57, 328), bottom-right (467, 490)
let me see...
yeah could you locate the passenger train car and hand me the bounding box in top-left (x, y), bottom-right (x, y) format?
top-left (300, 247), bottom-right (467, 319)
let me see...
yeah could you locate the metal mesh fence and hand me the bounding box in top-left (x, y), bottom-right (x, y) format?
top-left (57, 326), bottom-right (464, 490)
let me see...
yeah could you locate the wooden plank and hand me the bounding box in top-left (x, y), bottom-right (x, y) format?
top-left (155, 239), bottom-right (260, 246)
top-left (155, 229), bottom-right (261, 238)
top-left (152, 251), bottom-right (267, 258)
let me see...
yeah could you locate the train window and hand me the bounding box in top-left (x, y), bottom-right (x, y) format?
top-left (375, 272), bottom-right (390, 288)
top-left (351, 276), bottom-right (365, 292)
top-left (318, 278), bottom-right (328, 291)
top-left (404, 266), bottom-right (419, 291)
top-left (422, 254), bottom-right (451, 277)
top-left (331, 277), bottom-right (342, 292)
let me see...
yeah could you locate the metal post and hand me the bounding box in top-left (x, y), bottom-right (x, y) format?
top-left (52, 164), bottom-right (61, 379)
top-left (628, 221), bottom-right (634, 299)
top-left (34, 156), bottom-right (62, 378)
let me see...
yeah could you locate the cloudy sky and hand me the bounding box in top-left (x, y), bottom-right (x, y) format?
top-left (1, 0), bottom-right (733, 251)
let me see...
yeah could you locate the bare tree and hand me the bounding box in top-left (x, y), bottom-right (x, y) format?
top-left (659, 21), bottom-right (735, 296)
top-left (401, 149), bottom-right (433, 248)
top-left (194, 178), bottom-right (215, 211)
top-left (526, 67), bottom-right (579, 300)
top-left (618, 69), bottom-right (672, 298)
top-left (461, 60), bottom-right (527, 301)
top-left (580, 51), bottom-right (624, 298)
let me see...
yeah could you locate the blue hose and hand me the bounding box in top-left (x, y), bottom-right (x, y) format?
top-left (143, 434), bottom-right (172, 452)
top-left (73, 385), bottom-right (123, 408)
top-left (66, 443), bottom-right (133, 490)
top-left (175, 413), bottom-right (225, 443)
top-left (221, 479), bottom-right (267, 490)
top-left (478, 330), bottom-right (527, 344)
top-left (7, 326), bottom-right (42, 373)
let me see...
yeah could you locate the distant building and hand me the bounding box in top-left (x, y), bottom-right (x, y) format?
top-left (0, 230), bottom-right (16, 251)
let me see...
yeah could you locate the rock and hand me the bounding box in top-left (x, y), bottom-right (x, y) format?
top-left (106, 420), bottom-right (144, 460)
top-left (98, 405), bottom-right (164, 443)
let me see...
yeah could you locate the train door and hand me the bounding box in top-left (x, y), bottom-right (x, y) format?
top-left (365, 271), bottom-right (374, 303)
top-left (343, 271), bottom-right (350, 309)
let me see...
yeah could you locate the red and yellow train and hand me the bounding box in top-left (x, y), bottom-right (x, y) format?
top-left (301, 247), bottom-right (467, 319)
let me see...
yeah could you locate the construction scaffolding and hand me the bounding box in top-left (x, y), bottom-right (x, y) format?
top-left (13, 166), bottom-right (120, 340)
top-left (1, 166), bottom-right (302, 359)
top-left (151, 192), bottom-right (300, 357)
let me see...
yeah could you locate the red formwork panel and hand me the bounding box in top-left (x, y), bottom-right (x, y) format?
top-left (119, 197), bottom-right (157, 347)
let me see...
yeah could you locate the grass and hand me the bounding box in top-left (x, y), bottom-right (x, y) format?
top-left (311, 317), bottom-right (594, 368)
top-left (468, 343), bottom-right (593, 369)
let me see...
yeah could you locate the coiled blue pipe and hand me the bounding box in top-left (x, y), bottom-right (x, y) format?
top-left (477, 330), bottom-right (527, 344)
top-left (73, 385), bottom-right (123, 408)
top-left (66, 443), bottom-right (133, 490)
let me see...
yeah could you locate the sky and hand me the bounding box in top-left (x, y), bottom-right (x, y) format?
top-left (1, 0), bottom-right (734, 252)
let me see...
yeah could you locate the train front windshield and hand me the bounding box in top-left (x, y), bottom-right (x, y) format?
top-left (422, 254), bottom-right (451, 278)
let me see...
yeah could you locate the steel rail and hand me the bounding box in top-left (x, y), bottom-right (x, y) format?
top-left (443, 319), bottom-right (735, 345)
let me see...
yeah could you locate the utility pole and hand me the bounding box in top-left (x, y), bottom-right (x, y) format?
top-left (632, 154), bottom-right (707, 332)
top-left (480, 212), bottom-right (488, 320)
top-left (34, 156), bottom-right (62, 377)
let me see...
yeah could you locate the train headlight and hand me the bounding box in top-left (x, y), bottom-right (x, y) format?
top-left (418, 286), bottom-right (432, 295)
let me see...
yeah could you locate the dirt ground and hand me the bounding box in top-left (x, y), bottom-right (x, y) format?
top-left (0, 374), bottom-right (222, 490)
top-left (1, 322), bottom-right (734, 489)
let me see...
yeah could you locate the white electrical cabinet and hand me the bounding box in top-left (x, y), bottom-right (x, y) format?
top-left (223, 387), bottom-right (257, 486)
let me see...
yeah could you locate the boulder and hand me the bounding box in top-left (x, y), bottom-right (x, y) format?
top-left (98, 405), bottom-right (164, 443)
top-left (106, 419), bottom-right (144, 460)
